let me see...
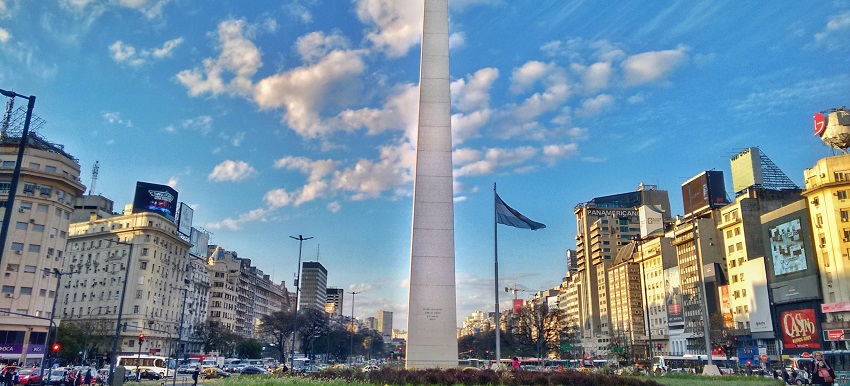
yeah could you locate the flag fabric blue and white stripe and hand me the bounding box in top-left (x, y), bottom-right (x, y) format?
top-left (495, 193), bottom-right (546, 230)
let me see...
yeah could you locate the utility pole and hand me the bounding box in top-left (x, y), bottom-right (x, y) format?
top-left (289, 235), bottom-right (312, 371)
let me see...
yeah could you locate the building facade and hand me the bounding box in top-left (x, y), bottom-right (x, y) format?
top-left (0, 131), bottom-right (85, 364)
top-left (300, 262), bottom-right (327, 312)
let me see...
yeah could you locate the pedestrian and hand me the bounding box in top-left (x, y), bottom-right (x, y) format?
top-left (4, 367), bottom-right (13, 386)
top-left (511, 357), bottom-right (520, 371)
top-left (85, 369), bottom-right (93, 386)
top-left (812, 351), bottom-right (836, 386)
top-left (191, 367), bottom-right (199, 386)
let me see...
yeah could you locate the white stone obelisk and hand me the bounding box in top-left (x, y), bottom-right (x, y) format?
top-left (406, 0), bottom-right (457, 369)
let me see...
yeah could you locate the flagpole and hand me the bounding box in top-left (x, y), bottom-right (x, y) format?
top-left (494, 182), bottom-right (501, 367)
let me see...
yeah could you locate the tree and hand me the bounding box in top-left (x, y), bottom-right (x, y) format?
top-left (236, 338), bottom-right (263, 359)
top-left (506, 301), bottom-right (564, 359)
top-left (192, 321), bottom-right (239, 355)
top-left (259, 311), bottom-right (296, 362)
top-left (56, 319), bottom-right (112, 365)
top-left (296, 309), bottom-right (329, 358)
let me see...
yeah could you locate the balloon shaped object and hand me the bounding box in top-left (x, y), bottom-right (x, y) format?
top-left (815, 107), bottom-right (850, 152)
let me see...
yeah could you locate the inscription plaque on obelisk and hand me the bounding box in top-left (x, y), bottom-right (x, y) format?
top-left (405, 0), bottom-right (458, 369)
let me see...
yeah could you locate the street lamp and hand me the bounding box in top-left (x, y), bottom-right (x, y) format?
top-left (106, 238), bottom-right (135, 384)
top-left (348, 290), bottom-right (360, 366)
top-left (289, 234), bottom-right (312, 371)
top-left (172, 279), bottom-right (190, 386)
top-left (39, 268), bottom-right (76, 383)
top-left (0, 88), bottom-right (35, 268)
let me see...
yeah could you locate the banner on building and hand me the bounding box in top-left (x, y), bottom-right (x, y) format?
top-left (664, 266), bottom-right (684, 326)
top-left (780, 308), bottom-right (820, 349)
top-left (513, 299), bottom-right (524, 313)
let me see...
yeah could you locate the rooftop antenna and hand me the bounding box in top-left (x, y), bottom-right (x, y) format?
top-left (88, 161), bottom-right (99, 195)
top-left (316, 244), bottom-right (320, 262)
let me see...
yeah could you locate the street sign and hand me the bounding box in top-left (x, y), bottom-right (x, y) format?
top-left (560, 344), bottom-right (571, 351)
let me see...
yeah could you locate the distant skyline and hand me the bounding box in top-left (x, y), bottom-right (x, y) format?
top-left (1, 1), bottom-right (849, 329)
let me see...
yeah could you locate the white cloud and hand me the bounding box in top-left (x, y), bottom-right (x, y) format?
top-left (0, 28), bottom-right (10, 44)
top-left (575, 94), bottom-right (615, 117)
top-left (335, 82), bottom-right (418, 135)
top-left (60, 0), bottom-right (168, 19)
top-left (621, 46), bottom-right (688, 85)
top-left (253, 49), bottom-right (365, 138)
top-left (542, 143), bottom-right (579, 165)
top-left (110, 38), bottom-right (183, 66)
top-left (102, 111), bottom-right (133, 127)
top-left (355, 0), bottom-right (423, 57)
top-left (205, 208), bottom-right (269, 231)
top-left (177, 19), bottom-right (262, 97)
top-left (512, 82), bottom-right (570, 122)
top-left (454, 146), bottom-right (539, 177)
top-left (581, 61), bottom-right (612, 93)
top-left (452, 67), bottom-right (498, 112)
top-left (449, 32), bottom-right (466, 50)
top-left (510, 61), bottom-right (553, 94)
top-left (815, 11), bottom-right (850, 50)
top-left (208, 160), bottom-right (257, 182)
top-left (166, 177), bottom-right (178, 188)
top-left (296, 31), bottom-right (349, 63)
top-left (451, 109), bottom-right (490, 145)
top-left (327, 201), bottom-right (341, 213)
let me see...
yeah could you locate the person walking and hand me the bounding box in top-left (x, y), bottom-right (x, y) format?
top-left (511, 357), bottom-right (520, 371)
top-left (812, 351), bottom-right (836, 386)
top-left (191, 367), bottom-right (199, 386)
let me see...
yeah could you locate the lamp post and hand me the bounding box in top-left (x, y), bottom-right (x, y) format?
top-left (172, 279), bottom-right (190, 386)
top-left (289, 235), bottom-right (312, 371)
top-left (107, 238), bottom-right (135, 384)
top-left (0, 88), bottom-right (35, 267)
top-left (39, 268), bottom-right (76, 382)
top-left (348, 291), bottom-right (360, 366)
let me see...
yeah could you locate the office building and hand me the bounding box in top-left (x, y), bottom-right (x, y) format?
top-left (377, 310), bottom-right (393, 341)
top-left (325, 287), bottom-right (344, 317)
top-left (300, 262), bottom-right (327, 312)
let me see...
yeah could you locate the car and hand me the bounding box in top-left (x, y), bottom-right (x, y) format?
top-left (201, 367), bottom-right (230, 379)
top-left (238, 366), bottom-right (268, 375)
top-left (46, 368), bottom-right (69, 386)
top-left (17, 369), bottom-right (41, 385)
top-left (139, 369), bottom-right (163, 380)
top-left (176, 365), bottom-right (197, 374)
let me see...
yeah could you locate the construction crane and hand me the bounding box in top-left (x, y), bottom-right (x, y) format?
top-left (88, 161), bottom-right (99, 195)
top-left (504, 285), bottom-right (537, 300)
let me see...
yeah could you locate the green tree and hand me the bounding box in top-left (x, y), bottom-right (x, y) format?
top-left (506, 302), bottom-right (564, 359)
top-left (260, 311), bottom-right (296, 362)
top-left (236, 338), bottom-right (263, 359)
top-left (296, 309), bottom-right (329, 358)
top-left (192, 321), bottom-right (239, 355)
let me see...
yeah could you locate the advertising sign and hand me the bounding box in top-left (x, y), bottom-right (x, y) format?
top-left (513, 299), bottom-right (524, 314)
top-left (664, 266), bottom-right (684, 326)
top-left (769, 218), bottom-right (807, 276)
top-left (639, 205), bottom-right (664, 238)
top-left (681, 171), bottom-right (728, 214)
top-left (177, 203), bottom-right (194, 237)
top-left (730, 147), bottom-right (763, 193)
top-left (189, 227), bottom-right (210, 257)
top-left (719, 285), bottom-right (734, 328)
top-left (824, 329), bottom-right (847, 341)
top-left (814, 113), bottom-right (827, 136)
top-left (745, 258), bottom-right (773, 333)
top-left (132, 182), bottom-right (178, 221)
top-left (822, 302), bottom-right (850, 313)
top-left (781, 309), bottom-right (820, 349)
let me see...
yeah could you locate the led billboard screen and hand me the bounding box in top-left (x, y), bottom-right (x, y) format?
top-left (769, 218), bottom-right (807, 276)
top-left (177, 203), bottom-right (194, 237)
top-left (132, 182), bottom-right (178, 221)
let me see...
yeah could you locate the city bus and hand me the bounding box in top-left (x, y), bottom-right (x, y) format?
top-left (651, 355), bottom-right (738, 373)
top-left (116, 355), bottom-right (174, 378)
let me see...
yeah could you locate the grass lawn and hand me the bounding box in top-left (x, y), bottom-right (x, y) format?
top-left (652, 374), bottom-right (785, 386)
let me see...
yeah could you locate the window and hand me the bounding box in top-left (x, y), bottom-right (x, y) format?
top-left (20, 287), bottom-right (32, 295)
top-left (1, 286), bottom-right (13, 294)
top-left (39, 186), bottom-right (52, 197)
top-left (32, 224), bottom-right (44, 232)
top-left (15, 222), bottom-right (27, 230)
top-left (23, 265), bottom-right (36, 273)
top-left (28, 245), bottom-right (40, 253)
top-left (0, 181), bottom-right (9, 194)
top-left (140, 261), bottom-right (147, 270)
top-left (36, 204), bottom-right (48, 213)
top-left (23, 183), bottom-right (36, 194)
top-left (45, 166), bottom-right (57, 173)
top-left (133, 305), bottom-right (139, 313)
top-left (843, 210), bottom-right (850, 222)
top-left (839, 191), bottom-right (848, 200)
top-left (136, 290), bottom-right (143, 299)
top-left (2, 161), bottom-right (15, 168)
top-left (28, 162), bottom-right (40, 169)
top-left (734, 227), bottom-right (741, 236)
top-left (20, 202), bottom-right (31, 211)
top-left (10, 243), bottom-right (23, 252)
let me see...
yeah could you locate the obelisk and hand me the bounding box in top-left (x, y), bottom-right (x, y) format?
top-left (406, 0), bottom-right (458, 369)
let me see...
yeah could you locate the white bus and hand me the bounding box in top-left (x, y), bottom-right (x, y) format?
top-left (651, 355), bottom-right (738, 373)
top-left (116, 355), bottom-right (174, 377)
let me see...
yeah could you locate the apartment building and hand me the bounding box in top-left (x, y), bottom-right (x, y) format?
top-left (0, 131), bottom-right (85, 364)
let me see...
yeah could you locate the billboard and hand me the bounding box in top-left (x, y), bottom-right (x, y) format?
top-left (730, 147), bottom-right (763, 193)
top-left (664, 266), bottom-right (684, 327)
top-left (769, 218), bottom-right (807, 276)
top-left (132, 182), bottom-right (178, 221)
top-left (719, 285), bottom-right (734, 328)
top-left (513, 299), bottom-right (524, 313)
top-left (639, 205), bottom-right (664, 238)
top-left (189, 227), bottom-right (210, 257)
top-left (744, 257), bottom-right (773, 333)
top-left (681, 171), bottom-right (728, 214)
top-left (177, 203), bottom-right (194, 237)
top-left (780, 308), bottom-right (820, 349)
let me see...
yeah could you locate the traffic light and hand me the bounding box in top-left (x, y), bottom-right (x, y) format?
top-left (138, 333), bottom-right (145, 344)
top-left (656, 343), bottom-right (662, 350)
top-left (51, 343), bottom-right (60, 353)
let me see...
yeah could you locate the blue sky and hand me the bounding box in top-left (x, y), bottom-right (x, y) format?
top-left (1, 1), bottom-right (849, 330)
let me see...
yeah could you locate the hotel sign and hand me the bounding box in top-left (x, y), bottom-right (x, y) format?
top-left (587, 209), bottom-right (637, 217)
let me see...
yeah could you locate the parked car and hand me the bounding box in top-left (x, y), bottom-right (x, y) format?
top-left (139, 369), bottom-right (163, 380)
top-left (238, 366), bottom-right (268, 375)
top-left (47, 368), bottom-right (68, 386)
top-left (17, 369), bottom-right (41, 385)
top-left (176, 366), bottom-right (196, 374)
